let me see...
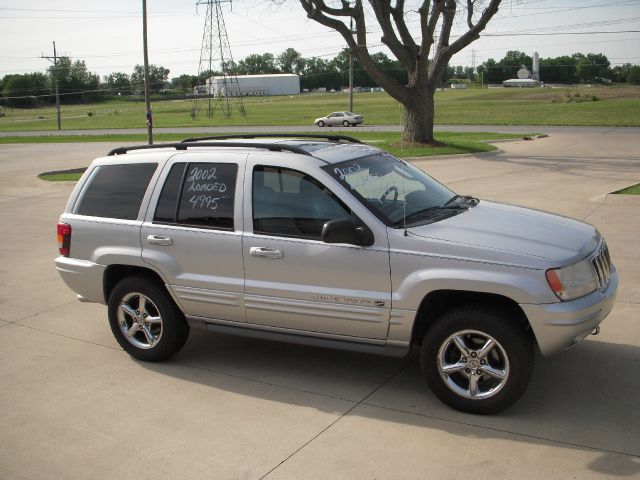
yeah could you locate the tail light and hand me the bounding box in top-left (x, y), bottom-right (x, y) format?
top-left (57, 222), bottom-right (71, 257)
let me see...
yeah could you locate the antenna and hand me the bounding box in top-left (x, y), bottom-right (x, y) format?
top-left (192, 0), bottom-right (245, 120)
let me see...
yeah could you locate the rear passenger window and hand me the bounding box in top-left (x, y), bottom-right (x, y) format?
top-left (154, 162), bottom-right (237, 230)
top-left (75, 163), bottom-right (157, 220)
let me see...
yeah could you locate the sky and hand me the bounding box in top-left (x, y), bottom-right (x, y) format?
top-left (0, 0), bottom-right (639, 79)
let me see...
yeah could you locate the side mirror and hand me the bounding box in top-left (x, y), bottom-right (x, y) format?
top-left (321, 219), bottom-right (374, 246)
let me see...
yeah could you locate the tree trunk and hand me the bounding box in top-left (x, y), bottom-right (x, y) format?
top-left (402, 86), bottom-right (436, 144)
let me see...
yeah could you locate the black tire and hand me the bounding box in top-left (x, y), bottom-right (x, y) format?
top-left (108, 276), bottom-right (189, 362)
top-left (317, 120), bottom-right (325, 127)
top-left (342, 120), bottom-right (350, 127)
top-left (420, 304), bottom-right (534, 414)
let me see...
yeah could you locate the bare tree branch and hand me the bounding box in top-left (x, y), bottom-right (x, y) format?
top-left (446, 0), bottom-right (501, 58)
top-left (437, 0), bottom-right (457, 53)
top-left (417, 1), bottom-right (441, 74)
top-left (390, 0), bottom-right (418, 66)
top-left (466, 0), bottom-right (477, 29)
top-left (369, 0), bottom-right (414, 69)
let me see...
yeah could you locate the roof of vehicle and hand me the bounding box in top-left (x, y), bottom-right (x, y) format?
top-left (107, 134), bottom-right (381, 165)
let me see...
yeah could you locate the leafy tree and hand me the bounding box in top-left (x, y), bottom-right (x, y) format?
top-left (299, 57), bottom-right (337, 90)
top-left (49, 57), bottom-right (103, 102)
top-left (297, 0), bottom-right (502, 143)
top-left (171, 74), bottom-right (199, 93)
top-left (236, 53), bottom-right (278, 75)
top-left (501, 50), bottom-right (532, 77)
top-left (627, 65), bottom-right (640, 85)
top-left (329, 48), bottom-right (363, 88)
top-left (277, 48), bottom-right (306, 74)
top-left (576, 53), bottom-right (610, 82)
top-left (1, 73), bottom-right (51, 107)
top-left (610, 63), bottom-right (632, 83)
top-left (480, 58), bottom-right (501, 83)
top-left (464, 67), bottom-right (476, 81)
top-left (104, 72), bottom-right (131, 95)
top-left (539, 55), bottom-right (578, 84)
top-left (131, 65), bottom-right (170, 94)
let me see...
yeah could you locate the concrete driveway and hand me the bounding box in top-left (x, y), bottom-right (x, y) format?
top-left (0, 129), bottom-right (638, 479)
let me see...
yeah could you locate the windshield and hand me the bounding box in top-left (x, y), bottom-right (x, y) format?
top-left (324, 153), bottom-right (466, 227)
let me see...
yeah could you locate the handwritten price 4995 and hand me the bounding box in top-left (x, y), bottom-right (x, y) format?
top-left (189, 195), bottom-right (219, 210)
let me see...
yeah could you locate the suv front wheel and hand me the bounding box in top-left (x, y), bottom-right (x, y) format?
top-left (108, 276), bottom-right (189, 362)
top-left (421, 305), bottom-right (534, 414)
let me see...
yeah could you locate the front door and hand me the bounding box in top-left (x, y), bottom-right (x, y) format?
top-left (242, 162), bottom-right (391, 339)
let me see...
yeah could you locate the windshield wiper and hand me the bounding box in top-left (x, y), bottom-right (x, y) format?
top-left (393, 204), bottom-right (467, 227)
top-left (445, 194), bottom-right (479, 207)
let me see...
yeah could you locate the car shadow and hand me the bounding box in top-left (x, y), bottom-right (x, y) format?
top-left (139, 330), bottom-right (639, 476)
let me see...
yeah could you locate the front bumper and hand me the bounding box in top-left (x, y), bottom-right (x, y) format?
top-left (520, 268), bottom-right (618, 356)
top-left (55, 256), bottom-right (106, 304)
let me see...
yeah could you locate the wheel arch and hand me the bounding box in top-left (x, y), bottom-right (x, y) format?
top-left (103, 264), bottom-right (170, 304)
top-left (410, 290), bottom-right (535, 347)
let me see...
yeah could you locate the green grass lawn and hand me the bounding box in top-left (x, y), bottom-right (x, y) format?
top-left (38, 172), bottom-right (84, 182)
top-left (3, 84), bottom-right (639, 132)
top-left (615, 183), bottom-right (640, 195)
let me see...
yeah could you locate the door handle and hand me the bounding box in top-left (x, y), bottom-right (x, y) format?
top-left (250, 247), bottom-right (283, 259)
top-left (147, 235), bottom-right (173, 246)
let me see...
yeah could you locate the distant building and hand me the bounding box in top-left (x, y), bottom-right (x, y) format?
top-left (503, 78), bottom-right (541, 87)
top-left (503, 61), bottom-right (540, 87)
top-left (199, 74), bottom-right (300, 97)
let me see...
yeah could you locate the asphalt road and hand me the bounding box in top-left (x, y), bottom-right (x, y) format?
top-left (1, 124), bottom-right (640, 137)
top-left (0, 131), bottom-right (639, 479)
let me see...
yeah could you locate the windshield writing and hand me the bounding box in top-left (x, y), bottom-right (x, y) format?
top-left (324, 153), bottom-right (457, 227)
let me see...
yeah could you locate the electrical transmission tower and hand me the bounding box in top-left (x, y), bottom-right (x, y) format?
top-left (192, 0), bottom-right (245, 120)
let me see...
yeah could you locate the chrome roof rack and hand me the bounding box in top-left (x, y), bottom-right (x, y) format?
top-left (107, 141), bottom-right (313, 157)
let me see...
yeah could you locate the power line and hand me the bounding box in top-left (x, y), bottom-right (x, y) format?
top-left (493, 0), bottom-right (640, 19)
top-left (0, 7), bottom-right (185, 13)
top-left (483, 30), bottom-right (640, 36)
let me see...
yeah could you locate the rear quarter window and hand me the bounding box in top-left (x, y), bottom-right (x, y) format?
top-left (74, 163), bottom-right (157, 220)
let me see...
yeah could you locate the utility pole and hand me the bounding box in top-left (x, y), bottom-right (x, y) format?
top-left (42, 42), bottom-right (62, 130)
top-left (348, 16), bottom-right (354, 113)
top-left (142, 0), bottom-right (153, 144)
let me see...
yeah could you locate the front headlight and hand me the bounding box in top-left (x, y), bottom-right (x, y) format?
top-left (546, 259), bottom-right (598, 301)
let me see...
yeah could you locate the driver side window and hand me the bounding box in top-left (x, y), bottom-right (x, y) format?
top-left (252, 166), bottom-right (351, 239)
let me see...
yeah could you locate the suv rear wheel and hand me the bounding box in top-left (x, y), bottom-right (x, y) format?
top-left (421, 305), bottom-right (534, 414)
top-left (108, 276), bottom-right (189, 362)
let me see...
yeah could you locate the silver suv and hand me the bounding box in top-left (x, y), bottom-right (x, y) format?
top-left (55, 134), bottom-right (617, 414)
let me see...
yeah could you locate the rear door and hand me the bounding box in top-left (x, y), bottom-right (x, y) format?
top-left (141, 153), bottom-right (246, 323)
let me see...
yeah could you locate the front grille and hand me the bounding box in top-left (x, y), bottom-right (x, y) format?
top-left (591, 242), bottom-right (612, 290)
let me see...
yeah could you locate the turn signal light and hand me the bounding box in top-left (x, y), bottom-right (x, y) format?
top-left (57, 223), bottom-right (71, 257)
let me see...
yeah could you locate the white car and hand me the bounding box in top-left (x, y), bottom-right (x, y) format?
top-left (314, 111), bottom-right (363, 127)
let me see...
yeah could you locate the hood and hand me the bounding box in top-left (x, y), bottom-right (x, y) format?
top-left (405, 201), bottom-right (599, 267)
